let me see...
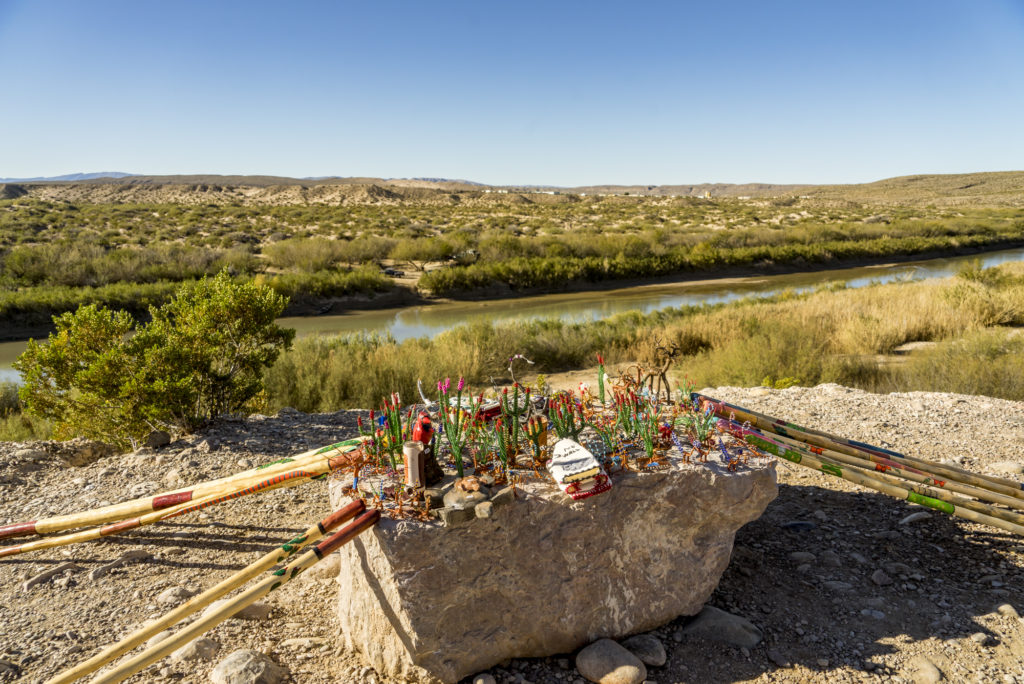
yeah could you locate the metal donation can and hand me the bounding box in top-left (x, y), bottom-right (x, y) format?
top-left (403, 440), bottom-right (426, 489)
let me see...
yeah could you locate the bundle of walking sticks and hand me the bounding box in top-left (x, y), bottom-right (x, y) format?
top-left (0, 437), bottom-right (379, 683)
top-left (696, 393), bottom-right (1024, 537)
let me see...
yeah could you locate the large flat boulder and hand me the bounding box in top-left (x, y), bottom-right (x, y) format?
top-left (328, 457), bottom-right (776, 683)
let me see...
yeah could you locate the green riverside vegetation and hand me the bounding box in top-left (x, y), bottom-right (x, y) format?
top-left (13, 273), bottom-right (293, 447)
top-left (3, 263), bottom-right (1023, 442)
top-left (265, 262), bottom-right (1024, 411)
top-left (2, 194), bottom-right (1023, 326)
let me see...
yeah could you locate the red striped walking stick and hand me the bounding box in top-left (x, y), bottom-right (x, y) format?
top-left (46, 499), bottom-right (367, 684)
top-left (0, 437), bottom-right (367, 544)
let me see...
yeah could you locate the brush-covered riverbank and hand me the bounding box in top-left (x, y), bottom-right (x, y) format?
top-left (4, 261), bottom-right (1024, 442)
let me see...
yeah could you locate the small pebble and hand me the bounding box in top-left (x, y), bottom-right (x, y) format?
top-left (912, 655), bottom-right (943, 683)
top-left (871, 569), bottom-right (893, 586)
top-left (996, 603), bottom-right (1019, 619)
top-left (900, 511), bottom-right (931, 525)
top-left (766, 648), bottom-right (789, 667)
top-left (820, 550), bottom-right (842, 568)
top-left (970, 632), bottom-right (994, 646)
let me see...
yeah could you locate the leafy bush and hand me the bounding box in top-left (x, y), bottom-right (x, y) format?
top-left (876, 329), bottom-right (1024, 400)
top-left (0, 381), bottom-right (21, 417)
top-left (263, 238), bottom-right (345, 271)
top-left (14, 271), bottom-right (294, 447)
top-left (389, 237), bottom-right (454, 270)
top-left (0, 381), bottom-right (52, 441)
top-left (259, 267), bottom-right (391, 299)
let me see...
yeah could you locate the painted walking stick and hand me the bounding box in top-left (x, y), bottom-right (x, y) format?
top-left (724, 420), bottom-right (1024, 529)
top-left (86, 509), bottom-right (381, 684)
top-left (694, 392), bottom-right (903, 456)
top-left (2, 445), bottom-right (369, 559)
top-left (695, 393), bottom-right (1024, 497)
top-left (0, 466), bottom-right (327, 558)
top-left (727, 421), bottom-right (1024, 537)
top-left (0, 437), bottom-right (368, 542)
top-left (759, 427), bottom-right (1024, 514)
top-left (46, 499), bottom-right (366, 684)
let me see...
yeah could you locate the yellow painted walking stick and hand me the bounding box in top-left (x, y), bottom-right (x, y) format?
top-left (0, 436), bottom-right (368, 542)
top-left (85, 508), bottom-right (381, 684)
top-left (0, 466), bottom-right (331, 558)
top-left (46, 499), bottom-right (366, 684)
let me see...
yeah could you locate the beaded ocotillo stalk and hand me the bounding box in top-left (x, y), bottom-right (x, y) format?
top-left (756, 425), bottom-right (1024, 513)
top-left (46, 499), bottom-right (367, 684)
top-left (0, 464), bottom-right (356, 558)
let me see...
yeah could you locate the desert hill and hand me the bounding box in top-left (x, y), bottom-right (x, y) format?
top-left (2, 171), bottom-right (1024, 207)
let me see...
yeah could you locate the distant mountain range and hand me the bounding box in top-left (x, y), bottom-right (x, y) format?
top-left (2, 173), bottom-right (484, 186)
top-left (0, 172), bottom-right (801, 196)
top-left (2, 171), bottom-right (1023, 206)
top-left (0, 172), bottom-right (134, 182)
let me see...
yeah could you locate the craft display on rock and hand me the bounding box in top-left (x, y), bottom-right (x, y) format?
top-left (10, 353), bottom-right (1024, 684)
top-left (320, 360), bottom-right (784, 683)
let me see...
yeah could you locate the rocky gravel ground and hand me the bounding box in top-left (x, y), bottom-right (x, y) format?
top-left (2, 384), bottom-right (1024, 683)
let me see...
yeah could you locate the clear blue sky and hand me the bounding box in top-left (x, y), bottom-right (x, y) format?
top-left (1, 0), bottom-right (1023, 185)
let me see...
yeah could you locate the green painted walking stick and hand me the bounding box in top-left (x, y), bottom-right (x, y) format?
top-left (724, 420), bottom-right (1024, 537)
top-left (696, 392), bottom-right (1024, 498)
top-left (695, 392), bottom-right (905, 457)
top-left (46, 499), bottom-right (366, 684)
top-left (726, 420), bottom-right (1024, 529)
top-left (761, 426), bottom-right (1024, 514)
top-left (86, 508), bottom-right (381, 684)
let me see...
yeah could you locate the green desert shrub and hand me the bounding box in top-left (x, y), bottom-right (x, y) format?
top-left (258, 267), bottom-right (392, 299)
top-left (263, 237), bottom-right (346, 271)
top-left (0, 383), bottom-right (50, 441)
top-left (14, 271), bottom-right (294, 447)
top-left (389, 237), bottom-right (455, 270)
top-left (879, 329), bottom-right (1024, 400)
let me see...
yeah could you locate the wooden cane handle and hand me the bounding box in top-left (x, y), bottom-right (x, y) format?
top-left (314, 510), bottom-right (380, 558)
top-left (316, 499), bottom-right (366, 535)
